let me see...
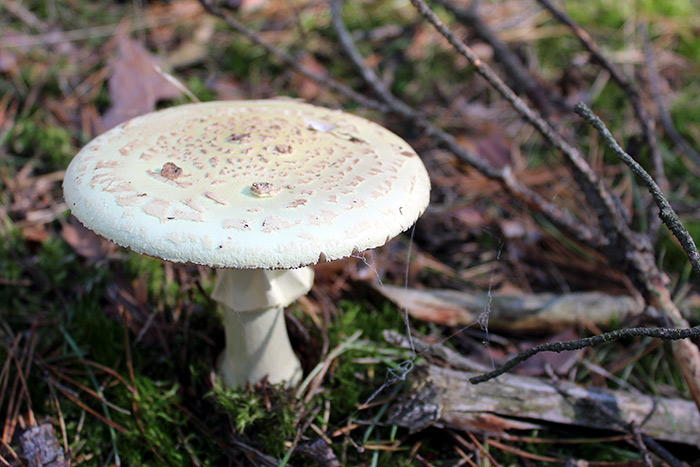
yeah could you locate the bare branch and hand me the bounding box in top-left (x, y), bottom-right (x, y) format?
top-left (470, 325), bottom-right (700, 384)
top-left (575, 103), bottom-right (700, 278)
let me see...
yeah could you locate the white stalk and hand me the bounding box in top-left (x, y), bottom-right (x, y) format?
top-left (211, 267), bottom-right (314, 387)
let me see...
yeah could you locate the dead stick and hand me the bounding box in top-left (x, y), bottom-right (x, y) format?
top-left (433, 0), bottom-right (555, 114)
top-left (639, 23), bottom-right (700, 168)
top-left (469, 325), bottom-right (700, 384)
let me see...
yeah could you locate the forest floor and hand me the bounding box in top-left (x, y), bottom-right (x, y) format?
top-left (2, 0), bottom-right (700, 465)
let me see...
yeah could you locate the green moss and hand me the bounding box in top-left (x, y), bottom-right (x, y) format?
top-left (9, 116), bottom-right (77, 171)
top-left (209, 383), bottom-right (296, 458)
top-left (116, 378), bottom-right (191, 466)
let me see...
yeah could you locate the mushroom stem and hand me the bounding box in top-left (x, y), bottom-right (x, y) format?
top-left (212, 267), bottom-right (314, 387)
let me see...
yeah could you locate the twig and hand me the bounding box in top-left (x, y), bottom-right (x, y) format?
top-left (330, 0), bottom-right (416, 120)
top-left (535, 0), bottom-right (666, 195)
top-left (198, 0), bottom-right (385, 111)
top-left (639, 23), bottom-right (700, 168)
top-left (332, 0), bottom-right (604, 249)
top-left (638, 434), bottom-right (684, 467)
top-left (574, 103), bottom-right (700, 278)
top-left (469, 325), bottom-right (700, 384)
top-left (409, 0), bottom-right (633, 259)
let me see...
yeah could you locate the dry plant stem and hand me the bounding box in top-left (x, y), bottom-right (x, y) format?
top-left (640, 24), bottom-right (700, 168)
top-left (575, 103), bottom-right (700, 278)
top-left (535, 0), bottom-right (666, 195)
top-left (409, 0), bottom-right (633, 257)
top-left (332, 0), bottom-right (602, 249)
top-left (198, 0), bottom-right (384, 112)
top-left (469, 325), bottom-right (700, 384)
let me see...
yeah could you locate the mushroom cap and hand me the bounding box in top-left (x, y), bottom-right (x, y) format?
top-left (63, 100), bottom-right (430, 269)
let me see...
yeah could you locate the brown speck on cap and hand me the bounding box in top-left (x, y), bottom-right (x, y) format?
top-left (161, 162), bottom-right (183, 180)
top-left (250, 182), bottom-right (280, 198)
top-left (227, 133), bottom-right (250, 143)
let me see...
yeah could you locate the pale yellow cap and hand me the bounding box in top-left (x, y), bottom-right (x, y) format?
top-left (63, 100), bottom-right (430, 269)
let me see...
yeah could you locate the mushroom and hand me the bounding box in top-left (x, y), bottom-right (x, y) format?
top-left (62, 99), bottom-right (430, 387)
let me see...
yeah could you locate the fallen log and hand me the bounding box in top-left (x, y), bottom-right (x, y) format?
top-left (376, 284), bottom-right (642, 333)
top-left (386, 363), bottom-right (700, 446)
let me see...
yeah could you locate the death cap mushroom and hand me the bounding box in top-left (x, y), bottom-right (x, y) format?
top-left (63, 100), bottom-right (431, 268)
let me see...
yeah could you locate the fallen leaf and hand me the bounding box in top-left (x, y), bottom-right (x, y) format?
top-left (62, 221), bottom-right (110, 261)
top-left (460, 127), bottom-right (518, 170)
top-left (291, 53), bottom-right (327, 100)
top-left (101, 36), bottom-right (183, 130)
top-left (22, 224), bottom-right (49, 243)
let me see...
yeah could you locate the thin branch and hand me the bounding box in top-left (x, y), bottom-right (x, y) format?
top-left (409, 0), bottom-right (633, 254)
top-left (535, 0), bottom-right (666, 195)
top-left (575, 103), bottom-right (700, 278)
top-left (198, 0), bottom-right (386, 112)
top-left (470, 325), bottom-right (700, 384)
top-left (640, 23), bottom-right (700, 168)
top-left (331, 0), bottom-right (603, 248)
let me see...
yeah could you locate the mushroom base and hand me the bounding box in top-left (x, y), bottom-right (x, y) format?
top-left (212, 267), bottom-right (314, 388)
top-left (218, 305), bottom-right (303, 387)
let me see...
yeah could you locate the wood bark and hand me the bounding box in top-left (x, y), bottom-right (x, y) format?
top-left (376, 285), bottom-right (642, 333)
top-left (387, 365), bottom-right (700, 446)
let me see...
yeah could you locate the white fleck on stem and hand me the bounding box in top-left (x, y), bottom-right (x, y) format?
top-left (212, 267), bottom-right (314, 387)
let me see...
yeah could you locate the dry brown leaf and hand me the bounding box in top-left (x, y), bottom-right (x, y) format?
top-left (291, 53), bottom-right (327, 100)
top-left (22, 224), bottom-right (50, 243)
top-left (101, 36), bottom-right (183, 130)
top-left (459, 127), bottom-right (518, 170)
top-left (61, 221), bottom-right (111, 261)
